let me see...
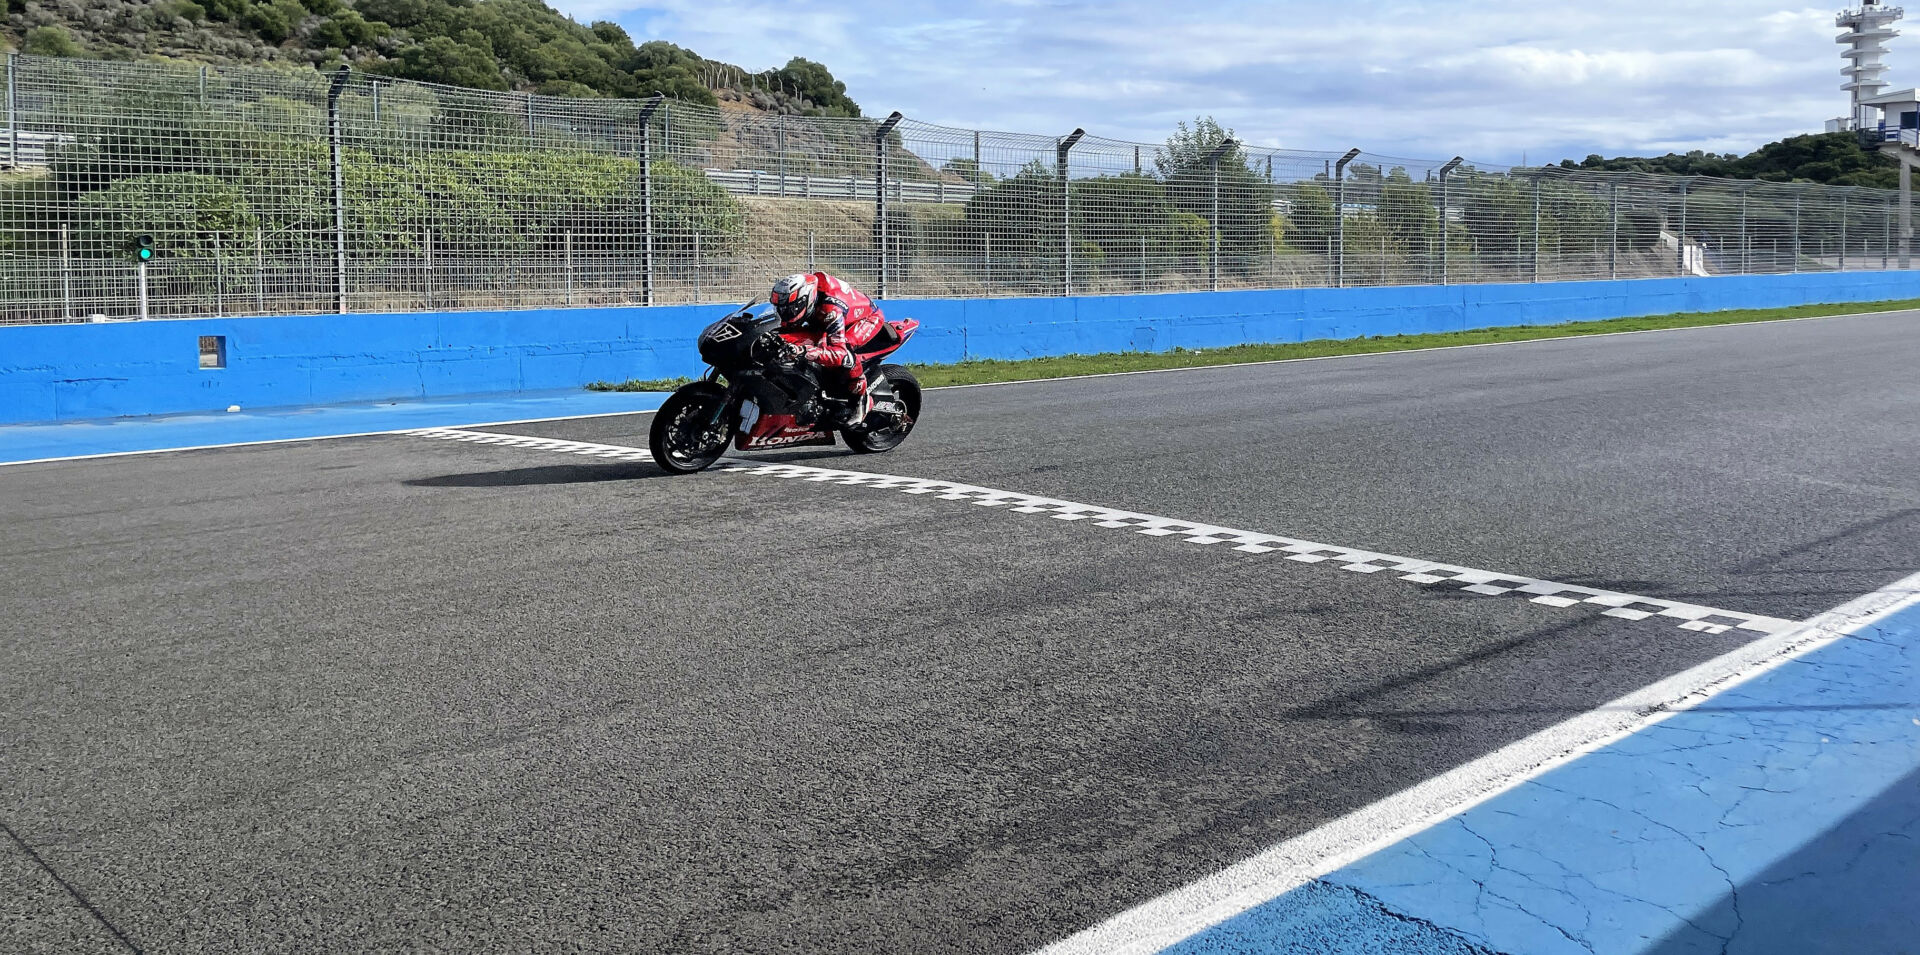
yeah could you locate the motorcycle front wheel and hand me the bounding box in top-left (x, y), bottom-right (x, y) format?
top-left (649, 383), bottom-right (732, 474)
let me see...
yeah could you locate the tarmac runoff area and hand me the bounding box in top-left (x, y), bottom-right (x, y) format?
top-left (2, 309), bottom-right (1919, 953)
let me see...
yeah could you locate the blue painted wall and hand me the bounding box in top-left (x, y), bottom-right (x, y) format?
top-left (5, 271), bottom-right (1919, 424)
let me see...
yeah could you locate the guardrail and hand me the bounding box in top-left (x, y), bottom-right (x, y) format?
top-left (2, 129), bottom-right (66, 168)
top-left (703, 168), bottom-right (979, 204)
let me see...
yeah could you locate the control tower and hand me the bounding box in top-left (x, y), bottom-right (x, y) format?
top-left (1838, 2), bottom-right (1905, 130)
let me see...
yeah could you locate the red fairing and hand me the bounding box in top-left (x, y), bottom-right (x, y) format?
top-left (737, 413), bottom-right (832, 451)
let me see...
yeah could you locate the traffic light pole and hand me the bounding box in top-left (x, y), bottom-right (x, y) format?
top-left (138, 261), bottom-right (149, 320)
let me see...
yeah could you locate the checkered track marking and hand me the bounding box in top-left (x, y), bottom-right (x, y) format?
top-left (405, 428), bottom-right (1795, 638)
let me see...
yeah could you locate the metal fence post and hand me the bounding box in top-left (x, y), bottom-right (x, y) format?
top-left (327, 66), bottom-right (350, 314)
top-left (807, 230), bottom-right (815, 270)
top-left (1140, 234), bottom-right (1147, 290)
top-left (1436, 158), bottom-right (1462, 285)
top-left (1334, 148), bottom-right (1360, 288)
top-left (1058, 128), bottom-right (1085, 295)
top-left (638, 96), bottom-right (663, 306)
top-left (214, 231), bottom-right (225, 317)
top-left (1781, 193), bottom-right (1797, 269)
top-left (424, 229), bottom-right (434, 309)
top-left (199, 65), bottom-right (208, 106)
top-left (525, 92), bottom-right (536, 137)
top-left (1884, 198), bottom-right (1892, 269)
top-left (255, 227), bottom-right (265, 313)
top-left (1205, 138), bottom-right (1237, 292)
top-left (1677, 179), bottom-right (1689, 275)
top-left (776, 116), bottom-right (787, 196)
top-left (1609, 184), bottom-right (1619, 281)
top-left (1902, 161), bottom-right (1913, 269)
top-left (1841, 192), bottom-right (1849, 271)
top-left (1531, 176), bottom-right (1542, 283)
top-left (692, 231), bottom-right (702, 303)
top-left (565, 230), bottom-right (574, 306)
top-left (1740, 190), bottom-right (1750, 274)
top-left (371, 81), bottom-right (380, 124)
top-left (60, 222), bottom-right (72, 320)
top-left (7, 53), bottom-right (18, 171)
top-left (874, 111), bottom-right (904, 297)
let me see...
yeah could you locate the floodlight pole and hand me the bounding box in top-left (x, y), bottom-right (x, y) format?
top-left (1334, 148), bottom-right (1361, 287)
top-left (1437, 157), bottom-right (1463, 285)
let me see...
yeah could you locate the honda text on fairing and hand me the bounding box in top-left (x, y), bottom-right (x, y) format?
top-left (648, 301), bottom-right (923, 474)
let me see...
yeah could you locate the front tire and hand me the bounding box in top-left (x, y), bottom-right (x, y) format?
top-left (845, 365), bottom-right (920, 453)
top-left (650, 383), bottom-right (732, 474)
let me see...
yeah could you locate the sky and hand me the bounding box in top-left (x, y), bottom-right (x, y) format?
top-left (550, 0), bottom-right (1907, 165)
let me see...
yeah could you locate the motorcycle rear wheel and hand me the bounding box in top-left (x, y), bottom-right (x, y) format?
top-left (650, 384), bottom-right (732, 474)
top-left (845, 365), bottom-right (921, 454)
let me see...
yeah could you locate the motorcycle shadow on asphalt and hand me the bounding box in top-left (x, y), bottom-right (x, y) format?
top-left (404, 463), bottom-right (670, 488)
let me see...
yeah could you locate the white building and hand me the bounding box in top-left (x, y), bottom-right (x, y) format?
top-left (1831, 2), bottom-right (1905, 132)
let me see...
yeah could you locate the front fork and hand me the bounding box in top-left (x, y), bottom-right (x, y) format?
top-left (700, 367), bottom-right (732, 432)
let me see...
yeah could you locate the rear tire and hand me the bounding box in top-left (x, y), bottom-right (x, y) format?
top-left (649, 383), bottom-right (732, 474)
top-left (845, 365), bottom-right (920, 454)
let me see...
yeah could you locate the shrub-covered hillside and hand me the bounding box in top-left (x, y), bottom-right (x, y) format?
top-left (3, 0), bottom-right (861, 116)
top-left (1561, 132), bottom-right (1899, 190)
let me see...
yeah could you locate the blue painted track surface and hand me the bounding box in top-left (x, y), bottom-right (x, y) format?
top-left (1166, 601), bottom-right (1920, 955)
top-left (0, 390), bottom-right (668, 465)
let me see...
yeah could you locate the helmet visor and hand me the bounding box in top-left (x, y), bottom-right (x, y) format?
top-left (772, 294), bottom-right (807, 322)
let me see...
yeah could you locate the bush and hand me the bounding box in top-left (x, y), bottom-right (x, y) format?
top-left (75, 174), bottom-right (261, 256)
top-left (240, 0), bottom-right (309, 44)
top-left (22, 25), bottom-right (84, 57)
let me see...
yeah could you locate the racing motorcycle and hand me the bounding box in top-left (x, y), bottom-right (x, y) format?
top-left (648, 300), bottom-right (923, 474)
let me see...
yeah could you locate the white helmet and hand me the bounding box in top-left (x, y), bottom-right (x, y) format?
top-left (770, 273), bottom-right (819, 324)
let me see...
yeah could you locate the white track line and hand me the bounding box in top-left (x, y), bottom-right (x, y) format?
top-left (405, 427), bottom-right (1793, 638)
top-left (1034, 568), bottom-right (1920, 955)
top-left (0, 409), bottom-right (656, 469)
top-left (7, 306), bottom-right (1910, 469)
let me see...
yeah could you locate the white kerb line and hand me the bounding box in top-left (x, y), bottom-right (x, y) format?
top-left (1031, 568), bottom-right (1920, 955)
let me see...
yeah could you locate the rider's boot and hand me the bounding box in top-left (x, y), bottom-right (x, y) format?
top-left (838, 392), bottom-right (870, 429)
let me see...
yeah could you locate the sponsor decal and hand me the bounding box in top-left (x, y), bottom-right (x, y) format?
top-left (708, 322), bottom-right (742, 342)
top-left (745, 429), bottom-right (830, 449)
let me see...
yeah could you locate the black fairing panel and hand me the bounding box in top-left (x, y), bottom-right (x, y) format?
top-left (697, 314), bottom-right (782, 372)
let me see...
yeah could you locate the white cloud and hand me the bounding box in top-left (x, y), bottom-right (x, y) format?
top-left (553, 0), bottom-right (1912, 163)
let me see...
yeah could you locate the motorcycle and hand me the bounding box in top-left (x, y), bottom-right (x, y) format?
top-left (649, 300), bottom-right (923, 474)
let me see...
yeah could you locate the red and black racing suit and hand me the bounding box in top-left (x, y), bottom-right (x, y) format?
top-left (779, 272), bottom-right (885, 402)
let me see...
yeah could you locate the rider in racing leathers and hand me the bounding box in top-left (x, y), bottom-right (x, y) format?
top-left (768, 271), bottom-right (886, 428)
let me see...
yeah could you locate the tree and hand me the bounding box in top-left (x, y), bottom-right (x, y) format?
top-left (1154, 117), bottom-right (1274, 268)
top-left (776, 57), bottom-right (860, 117)
top-left (374, 34), bottom-right (510, 90)
top-left (1568, 132), bottom-right (1897, 189)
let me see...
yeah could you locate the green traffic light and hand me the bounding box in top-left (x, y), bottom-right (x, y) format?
top-left (137, 247), bottom-right (153, 261)
top-left (134, 234), bottom-right (155, 262)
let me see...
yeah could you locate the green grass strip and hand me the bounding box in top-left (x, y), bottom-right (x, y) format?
top-left (899, 297), bottom-right (1920, 388)
top-left (587, 376), bottom-right (694, 393)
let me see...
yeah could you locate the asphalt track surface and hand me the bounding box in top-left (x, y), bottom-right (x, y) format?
top-left (4, 310), bottom-right (1918, 954)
